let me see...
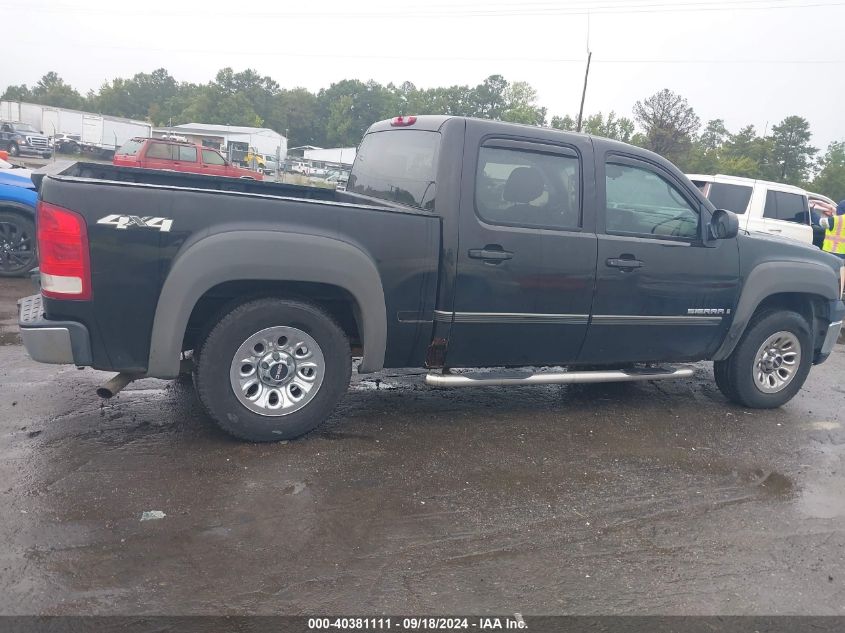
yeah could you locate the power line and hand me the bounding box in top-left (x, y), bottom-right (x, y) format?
top-left (11, 38), bottom-right (843, 64)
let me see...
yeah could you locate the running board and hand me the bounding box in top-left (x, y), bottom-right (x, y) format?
top-left (425, 366), bottom-right (694, 387)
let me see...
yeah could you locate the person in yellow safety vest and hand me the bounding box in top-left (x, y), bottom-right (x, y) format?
top-left (820, 213), bottom-right (845, 260)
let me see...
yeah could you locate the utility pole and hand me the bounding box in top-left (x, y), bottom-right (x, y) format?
top-left (576, 51), bottom-right (592, 133)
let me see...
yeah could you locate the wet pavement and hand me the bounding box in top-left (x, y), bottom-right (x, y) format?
top-left (1, 276), bottom-right (845, 615)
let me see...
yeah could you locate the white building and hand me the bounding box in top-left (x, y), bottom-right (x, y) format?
top-left (153, 123), bottom-right (287, 158)
top-left (303, 147), bottom-right (357, 167)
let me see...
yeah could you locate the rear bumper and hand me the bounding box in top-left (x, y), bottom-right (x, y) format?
top-left (815, 299), bottom-right (845, 363)
top-left (18, 294), bottom-right (92, 366)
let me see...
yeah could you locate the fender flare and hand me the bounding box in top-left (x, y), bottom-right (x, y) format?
top-left (0, 199), bottom-right (36, 217)
top-left (146, 230), bottom-right (387, 378)
top-left (712, 260), bottom-right (840, 361)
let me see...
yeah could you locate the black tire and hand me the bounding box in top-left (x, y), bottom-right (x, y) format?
top-left (8, 142), bottom-right (19, 157)
top-left (714, 310), bottom-right (812, 408)
top-left (712, 358), bottom-right (738, 403)
top-left (0, 212), bottom-right (38, 277)
top-left (194, 298), bottom-right (351, 442)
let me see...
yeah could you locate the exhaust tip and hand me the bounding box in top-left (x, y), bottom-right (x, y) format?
top-left (96, 386), bottom-right (116, 399)
top-left (96, 373), bottom-right (136, 399)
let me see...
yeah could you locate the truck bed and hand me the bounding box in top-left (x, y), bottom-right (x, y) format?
top-left (33, 161), bottom-right (401, 211)
top-left (35, 161), bottom-right (442, 376)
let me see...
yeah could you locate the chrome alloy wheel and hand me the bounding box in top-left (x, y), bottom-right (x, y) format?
top-left (753, 331), bottom-right (801, 394)
top-left (229, 326), bottom-right (325, 416)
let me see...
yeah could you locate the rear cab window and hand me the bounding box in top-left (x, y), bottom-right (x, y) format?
top-left (348, 130), bottom-right (440, 210)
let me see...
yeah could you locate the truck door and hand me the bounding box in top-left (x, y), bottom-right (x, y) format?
top-left (577, 153), bottom-right (740, 364)
top-left (443, 125), bottom-right (597, 367)
top-left (200, 148), bottom-right (229, 176)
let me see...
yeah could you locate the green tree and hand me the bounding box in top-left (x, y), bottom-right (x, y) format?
top-left (633, 89), bottom-right (700, 163)
top-left (470, 75), bottom-right (508, 119)
top-left (770, 115), bottom-right (817, 184)
top-left (32, 72), bottom-right (86, 109)
top-left (550, 115), bottom-right (576, 131)
top-left (1, 84), bottom-right (32, 101)
top-left (811, 141), bottom-right (845, 201)
top-left (500, 81), bottom-right (546, 126)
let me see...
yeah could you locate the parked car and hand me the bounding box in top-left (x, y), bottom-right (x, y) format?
top-left (0, 157), bottom-right (37, 276)
top-left (53, 133), bottom-right (82, 155)
top-left (688, 174), bottom-right (813, 244)
top-left (113, 138), bottom-right (263, 180)
top-left (19, 116), bottom-right (845, 442)
top-left (0, 121), bottom-right (52, 159)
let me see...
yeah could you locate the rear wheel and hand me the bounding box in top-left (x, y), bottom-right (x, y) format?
top-left (714, 310), bottom-right (812, 408)
top-left (0, 212), bottom-right (37, 277)
top-left (194, 298), bottom-right (351, 441)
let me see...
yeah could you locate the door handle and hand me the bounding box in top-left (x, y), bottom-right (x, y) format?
top-left (768, 228), bottom-right (782, 233)
top-left (468, 246), bottom-right (514, 262)
top-left (606, 257), bottom-right (643, 269)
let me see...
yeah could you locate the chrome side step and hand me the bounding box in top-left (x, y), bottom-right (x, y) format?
top-left (425, 366), bottom-right (694, 387)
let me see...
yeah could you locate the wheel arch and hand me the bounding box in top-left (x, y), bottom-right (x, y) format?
top-left (712, 261), bottom-right (840, 361)
top-left (146, 231), bottom-right (387, 379)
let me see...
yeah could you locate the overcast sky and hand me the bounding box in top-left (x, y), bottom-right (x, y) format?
top-left (4, 0), bottom-right (844, 149)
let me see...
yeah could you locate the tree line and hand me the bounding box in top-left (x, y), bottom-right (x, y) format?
top-left (3, 69), bottom-right (843, 200)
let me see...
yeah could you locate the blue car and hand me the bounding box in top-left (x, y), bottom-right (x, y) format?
top-left (0, 157), bottom-right (38, 276)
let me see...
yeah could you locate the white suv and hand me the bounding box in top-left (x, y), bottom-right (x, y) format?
top-left (687, 174), bottom-right (813, 245)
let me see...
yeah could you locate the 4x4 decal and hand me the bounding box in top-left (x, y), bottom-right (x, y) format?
top-left (97, 215), bottom-right (173, 232)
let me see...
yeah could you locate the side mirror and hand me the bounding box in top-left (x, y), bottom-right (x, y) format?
top-left (709, 208), bottom-right (739, 240)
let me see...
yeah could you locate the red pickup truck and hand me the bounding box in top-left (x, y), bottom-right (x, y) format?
top-left (113, 138), bottom-right (262, 180)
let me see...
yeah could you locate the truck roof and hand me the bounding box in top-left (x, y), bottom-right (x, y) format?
top-left (686, 173), bottom-right (807, 195)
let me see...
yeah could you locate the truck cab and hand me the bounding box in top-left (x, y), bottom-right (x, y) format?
top-left (688, 174), bottom-right (813, 245)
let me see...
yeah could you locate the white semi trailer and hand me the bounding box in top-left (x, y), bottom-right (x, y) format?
top-left (0, 101), bottom-right (152, 158)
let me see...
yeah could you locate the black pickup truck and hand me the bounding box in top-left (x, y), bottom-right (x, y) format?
top-left (19, 116), bottom-right (845, 441)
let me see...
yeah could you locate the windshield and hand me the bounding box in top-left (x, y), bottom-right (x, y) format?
top-left (348, 130), bottom-right (440, 210)
top-left (13, 123), bottom-right (39, 133)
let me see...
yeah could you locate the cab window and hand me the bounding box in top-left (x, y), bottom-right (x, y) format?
top-left (178, 146), bottom-right (197, 162)
top-left (605, 162), bottom-right (699, 239)
top-left (146, 142), bottom-right (175, 159)
top-left (202, 149), bottom-right (226, 165)
top-left (763, 190), bottom-right (808, 224)
top-left (475, 145), bottom-right (581, 230)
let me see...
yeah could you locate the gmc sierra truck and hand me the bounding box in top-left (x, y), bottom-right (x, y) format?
top-left (18, 116), bottom-right (845, 442)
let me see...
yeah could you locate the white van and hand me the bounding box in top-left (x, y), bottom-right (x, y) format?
top-left (687, 174), bottom-right (813, 244)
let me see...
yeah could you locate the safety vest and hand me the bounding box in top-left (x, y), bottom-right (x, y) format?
top-left (823, 215), bottom-right (845, 254)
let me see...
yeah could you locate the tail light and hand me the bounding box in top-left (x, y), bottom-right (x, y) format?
top-left (390, 115), bottom-right (417, 127)
top-left (37, 201), bottom-right (91, 300)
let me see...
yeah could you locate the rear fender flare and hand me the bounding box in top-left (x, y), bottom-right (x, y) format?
top-left (146, 231), bottom-right (386, 378)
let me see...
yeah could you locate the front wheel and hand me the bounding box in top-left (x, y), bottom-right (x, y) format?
top-left (0, 212), bottom-right (38, 277)
top-left (8, 142), bottom-right (19, 157)
top-left (714, 310), bottom-right (812, 408)
top-left (194, 298), bottom-right (352, 441)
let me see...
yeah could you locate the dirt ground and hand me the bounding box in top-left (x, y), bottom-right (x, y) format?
top-left (1, 276), bottom-right (845, 616)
